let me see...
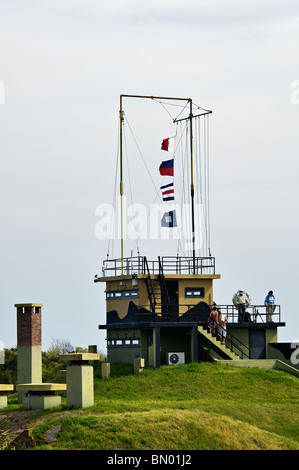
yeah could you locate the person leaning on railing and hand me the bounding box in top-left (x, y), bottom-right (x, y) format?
top-left (264, 290), bottom-right (275, 322)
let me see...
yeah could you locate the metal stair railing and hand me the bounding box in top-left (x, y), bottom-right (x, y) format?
top-left (143, 256), bottom-right (156, 313)
top-left (158, 256), bottom-right (170, 314)
top-left (188, 304), bottom-right (251, 359)
top-left (223, 331), bottom-right (250, 359)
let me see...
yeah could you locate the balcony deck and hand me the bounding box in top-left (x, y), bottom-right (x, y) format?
top-left (97, 255), bottom-right (216, 278)
top-left (99, 303), bottom-right (284, 328)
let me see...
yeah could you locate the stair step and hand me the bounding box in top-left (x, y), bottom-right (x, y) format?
top-left (197, 326), bottom-right (240, 361)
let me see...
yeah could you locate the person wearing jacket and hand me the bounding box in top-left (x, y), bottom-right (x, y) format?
top-left (264, 290), bottom-right (275, 322)
top-left (232, 290), bottom-right (251, 322)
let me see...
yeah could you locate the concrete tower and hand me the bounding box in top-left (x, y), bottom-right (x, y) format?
top-left (15, 303), bottom-right (43, 402)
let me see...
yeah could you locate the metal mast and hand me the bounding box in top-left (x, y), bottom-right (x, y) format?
top-left (119, 94), bottom-right (211, 274)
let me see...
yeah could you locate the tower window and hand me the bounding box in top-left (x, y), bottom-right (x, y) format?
top-left (107, 338), bottom-right (140, 347)
top-left (106, 289), bottom-right (139, 300)
top-left (185, 287), bottom-right (205, 298)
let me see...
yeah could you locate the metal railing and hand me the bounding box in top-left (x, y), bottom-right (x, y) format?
top-left (223, 331), bottom-right (250, 359)
top-left (101, 255), bottom-right (216, 276)
top-left (214, 304), bottom-right (281, 324)
top-left (135, 303), bottom-right (251, 359)
top-left (124, 303), bottom-right (281, 324)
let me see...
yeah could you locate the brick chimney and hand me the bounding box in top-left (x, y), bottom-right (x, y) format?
top-left (15, 303), bottom-right (43, 402)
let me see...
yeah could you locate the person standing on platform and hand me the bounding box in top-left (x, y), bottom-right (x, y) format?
top-left (264, 290), bottom-right (275, 322)
top-left (232, 290), bottom-right (251, 322)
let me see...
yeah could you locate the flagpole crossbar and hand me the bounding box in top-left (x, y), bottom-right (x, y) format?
top-left (173, 109), bottom-right (212, 123)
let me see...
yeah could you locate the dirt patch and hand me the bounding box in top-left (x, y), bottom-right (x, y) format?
top-left (0, 410), bottom-right (45, 449)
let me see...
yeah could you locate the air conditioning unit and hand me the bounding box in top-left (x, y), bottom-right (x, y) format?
top-left (166, 352), bottom-right (185, 365)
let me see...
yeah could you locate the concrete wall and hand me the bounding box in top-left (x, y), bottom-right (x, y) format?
top-left (105, 276), bottom-right (150, 318)
top-left (178, 278), bottom-right (214, 314)
top-left (226, 326), bottom-right (279, 360)
top-left (107, 328), bottom-right (141, 364)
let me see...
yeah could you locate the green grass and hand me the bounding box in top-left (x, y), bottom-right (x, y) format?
top-left (3, 362), bottom-right (299, 450)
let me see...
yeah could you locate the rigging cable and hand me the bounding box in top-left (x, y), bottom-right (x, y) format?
top-left (178, 120), bottom-right (190, 257)
top-left (205, 114), bottom-right (211, 256)
top-left (106, 123), bottom-right (120, 261)
top-left (194, 116), bottom-right (202, 256)
top-left (124, 113), bottom-right (187, 257)
top-left (123, 119), bottom-right (140, 255)
top-left (153, 98), bottom-right (190, 123)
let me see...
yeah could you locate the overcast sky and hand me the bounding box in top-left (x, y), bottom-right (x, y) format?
top-left (0, 0), bottom-right (298, 353)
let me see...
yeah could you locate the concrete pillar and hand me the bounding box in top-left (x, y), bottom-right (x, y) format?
top-left (191, 326), bottom-right (199, 362)
top-left (134, 358), bottom-right (145, 374)
top-left (0, 396), bottom-right (8, 409)
top-left (101, 362), bottom-right (110, 378)
top-left (154, 327), bottom-right (161, 368)
top-left (0, 385), bottom-right (14, 409)
top-left (15, 303), bottom-right (43, 403)
top-left (61, 353), bottom-right (99, 409)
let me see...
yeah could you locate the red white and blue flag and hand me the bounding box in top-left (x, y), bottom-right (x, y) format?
top-left (159, 159), bottom-right (174, 176)
top-left (161, 182), bottom-right (174, 201)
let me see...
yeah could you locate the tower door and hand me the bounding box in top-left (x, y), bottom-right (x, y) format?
top-left (165, 281), bottom-right (178, 314)
top-left (249, 329), bottom-right (266, 359)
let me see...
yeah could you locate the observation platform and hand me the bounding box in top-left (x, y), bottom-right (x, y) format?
top-left (95, 255), bottom-right (218, 279)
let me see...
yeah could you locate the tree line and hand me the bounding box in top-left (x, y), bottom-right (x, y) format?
top-left (0, 338), bottom-right (105, 384)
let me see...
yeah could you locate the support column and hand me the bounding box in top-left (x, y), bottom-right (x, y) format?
top-left (191, 326), bottom-right (199, 362)
top-left (61, 353), bottom-right (99, 409)
top-left (154, 327), bottom-right (161, 369)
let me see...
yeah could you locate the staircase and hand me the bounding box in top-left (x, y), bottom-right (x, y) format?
top-left (144, 256), bottom-right (170, 314)
top-left (151, 278), bottom-right (163, 313)
top-left (197, 325), bottom-right (242, 361)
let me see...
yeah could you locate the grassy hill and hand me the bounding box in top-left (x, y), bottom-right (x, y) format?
top-left (1, 362), bottom-right (299, 450)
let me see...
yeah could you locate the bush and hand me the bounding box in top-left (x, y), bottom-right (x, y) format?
top-left (0, 349), bottom-right (17, 384)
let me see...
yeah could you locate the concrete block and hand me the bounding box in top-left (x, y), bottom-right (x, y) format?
top-left (134, 358), bottom-right (145, 374)
top-left (101, 362), bottom-right (110, 378)
top-left (66, 364), bottom-right (94, 409)
top-left (16, 383), bottom-right (66, 409)
top-left (60, 353), bottom-right (100, 362)
top-left (0, 396), bottom-right (8, 409)
top-left (21, 394), bottom-right (61, 410)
